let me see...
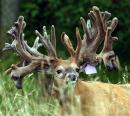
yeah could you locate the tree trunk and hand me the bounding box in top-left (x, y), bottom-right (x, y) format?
top-left (0, 0), bottom-right (20, 55)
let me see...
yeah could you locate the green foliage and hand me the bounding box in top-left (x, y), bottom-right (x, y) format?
top-left (80, 64), bottom-right (130, 83)
top-left (0, 73), bottom-right (59, 116)
top-left (20, 0), bottom-right (130, 63)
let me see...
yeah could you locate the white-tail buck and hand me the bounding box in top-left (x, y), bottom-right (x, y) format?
top-left (3, 6), bottom-right (120, 89)
top-left (49, 29), bottom-right (130, 116)
top-left (79, 6), bottom-right (120, 71)
top-left (3, 16), bottom-right (56, 90)
top-left (3, 6), bottom-right (130, 116)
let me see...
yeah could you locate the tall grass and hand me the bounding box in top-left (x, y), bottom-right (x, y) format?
top-left (0, 73), bottom-right (59, 116)
top-left (0, 66), bottom-right (130, 116)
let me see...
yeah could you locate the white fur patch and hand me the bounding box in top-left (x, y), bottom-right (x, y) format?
top-left (70, 63), bottom-right (77, 68)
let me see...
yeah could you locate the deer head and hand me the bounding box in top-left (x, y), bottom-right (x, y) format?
top-left (51, 28), bottom-right (81, 94)
top-left (3, 16), bottom-right (57, 89)
top-left (49, 28), bottom-right (129, 116)
top-left (4, 16), bottom-right (82, 91)
top-left (79, 6), bottom-right (120, 71)
top-left (46, 28), bottom-right (81, 116)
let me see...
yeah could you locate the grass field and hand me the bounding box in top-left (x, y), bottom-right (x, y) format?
top-left (0, 65), bottom-right (130, 116)
top-left (0, 73), bottom-right (60, 116)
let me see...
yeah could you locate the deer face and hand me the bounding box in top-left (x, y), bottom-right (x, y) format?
top-left (52, 28), bottom-right (81, 91)
top-left (102, 51), bottom-right (120, 71)
top-left (53, 59), bottom-right (79, 89)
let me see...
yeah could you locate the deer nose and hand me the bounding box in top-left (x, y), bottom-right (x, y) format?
top-left (68, 74), bottom-right (76, 81)
top-left (106, 63), bottom-right (118, 71)
top-left (106, 65), bottom-right (112, 71)
top-left (15, 80), bottom-right (22, 89)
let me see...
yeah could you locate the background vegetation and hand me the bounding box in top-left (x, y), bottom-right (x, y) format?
top-left (0, 67), bottom-right (130, 116)
top-left (1, 0), bottom-right (130, 69)
top-left (19, 0), bottom-right (130, 63)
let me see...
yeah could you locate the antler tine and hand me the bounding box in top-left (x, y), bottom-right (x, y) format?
top-left (110, 17), bottom-right (118, 33)
top-left (35, 26), bottom-right (57, 58)
top-left (2, 40), bottom-right (16, 51)
top-left (35, 26), bottom-right (52, 55)
top-left (43, 26), bottom-right (56, 57)
top-left (8, 16), bottom-right (34, 62)
top-left (88, 12), bottom-right (98, 40)
top-left (23, 37), bottom-right (43, 57)
top-left (80, 17), bottom-right (91, 43)
top-left (102, 11), bottom-right (111, 22)
top-left (21, 33), bottom-right (26, 50)
top-left (80, 7), bottom-right (103, 50)
top-left (43, 25), bottom-right (57, 58)
top-left (46, 37), bottom-right (57, 57)
top-left (61, 28), bottom-right (81, 60)
top-left (89, 6), bottom-right (107, 52)
top-left (86, 20), bottom-right (93, 38)
top-left (3, 33), bottom-right (26, 54)
top-left (51, 25), bottom-right (56, 49)
top-left (75, 27), bottom-right (82, 60)
top-left (21, 32), bottom-right (43, 57)
top-left (43, 25), bottom-right (57, 57)
top-left (16, 16), bottom-right (26, 44)
top-left (89, 6), bottom-right (110, 52)
top-left (92, 6), bottom-right (104, 34)
top-left (61, 32), bottom-right (75, 57)
top-left (88, 11), bottom-right (97, 28)
top-left (100, 11), bottom-right (111, 31)
top-left (102, 18), bottom-right (118, 52)
top-left (32, 36), bottom-right (42, 49)
top-left (35, 28), bottom-right (50, 54)
top-left (102, 27), bottom-right (112, 52)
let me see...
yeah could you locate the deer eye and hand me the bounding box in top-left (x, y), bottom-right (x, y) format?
top-left (56, 69), bottom-right (63, 74)
top-left (76, 68), bottom-right (80, 72)
top-left (108, 55), bottom-right (115, 60)
top-left (44, 64), bottom-right (50, 69)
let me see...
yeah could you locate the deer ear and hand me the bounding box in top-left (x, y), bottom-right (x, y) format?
top-left (50, 58), bottom-right (58, 66)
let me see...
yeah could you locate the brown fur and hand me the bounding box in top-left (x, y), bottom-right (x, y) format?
top-left (50, 53), bottom-right (130, 116)
top-left (57, 80), bottom-right (130, 116)
top-left (51, 57), bottom-right (130, 116)
top-left (75, 81), bottom-right (130, 116)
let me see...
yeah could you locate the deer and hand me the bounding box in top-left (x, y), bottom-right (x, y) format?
top-left (79, 6), bottom-right (120, 72)
top-left (48, 28), bottom-right (130, 116)
top-left (46, 28), bottom-right (130, 116)
top-left (39, 7), bottom-right (130, 116)
top-left (30, 12), bottom-right (130, 115)
top-left (3, 6), bottom-right (119, 90)
top-left (3, 7), bottom-right (130, 116)
top-left (3, 16), bottom-right (57, 92)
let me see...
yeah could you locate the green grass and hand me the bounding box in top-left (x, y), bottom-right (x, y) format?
top-left (0, 73), bottom-right (59, 116)
top-left (0, 65), bottom-right (130, 116)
